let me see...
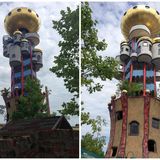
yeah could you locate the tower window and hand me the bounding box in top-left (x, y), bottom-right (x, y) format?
top-left (158, 49), bottom-right (160, 55)
top-left (143, 42), bottom-right (148, 47)
top-left (28, 9), bottom-right (32, 13)
top-left (148, 140), bottom-right (156, 152)
top-left (133, 6), bottom-right (137, 9)
top-left (126, 48), bottom-right (129, 52)
top-left (112, 147), bottom-right (117, 157)
top-left (17, 8), bottom-right (21, 12)
top-left (37, 55), bottom-right (41, 61)
top-left (152, 118), bottom-right (160, 129)
top-left (138, 46), bottom-right (141, 54)
top-left (129, 121), bottom-right (139, 136)
top-left (116, 111), bottom-right (123, 120)
top-left (8, 12), bottom-right (12, 16)
top-left (149, 44), bottom-right (152, 51)
top-left (156, 10), bottom-right (160, 15)
top-left (12, 54), bottom-right (15, 58)
top-left (145, 6), bottom-right (150, 9)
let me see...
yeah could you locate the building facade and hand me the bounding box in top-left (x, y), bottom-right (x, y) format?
top-left (106, 5), bottom-right (160, 158)
top-left (1, 7), bottom-right (46, 121)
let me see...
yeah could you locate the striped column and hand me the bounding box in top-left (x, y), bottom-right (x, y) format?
top-left (105, 99), bottom-right (116, 157)
top-left (154, 66), bottom-right (157, 97)
top-left (130, 63), bottom-right (133, 83)
top-left (117, 93), bottom-right (128, 158)
top-left (21, 56), bottom-right (24, 96)
top-left (142, 94), bottom-right (150, 158)
top-left (123, 64), bottom-right (125, 80)
top-left (143, 63), bottom-right (146, 96)
top-left (29, 44), bottom-right (33, 78)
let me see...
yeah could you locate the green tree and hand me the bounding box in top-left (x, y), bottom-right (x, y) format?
top-left (81, 2), bottom-right (118, 157)
top-left (81, 2), bottom-right (118, 93)
top-left (116, 80), bottom-right (143, 96)
top-left (12, 77), bottom-right (48, 120)
top-left (50, 6), bottom-right (79, 116)
top-left (81, 116), bottom-right (107, 157)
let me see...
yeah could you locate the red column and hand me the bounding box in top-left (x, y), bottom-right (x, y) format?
top-left (117, 93), bottom-right (128, 158)
top-left (30, 45), bottom-right (33, 78)
top-left (143, 64), bottom-right (146, 96)
top-left (123, 64), bottom-right (125, 80)
top-left (142, 94), bottom-right (150, 158)
top-left (105, 100), bottom-right (116, 158)
top-left (130, 64), bottom-right (133, 83)
top-left (154, 66), bottom-right (157, 97)
top-left (11, 67), bottom-right (13, 97)
top-left (21, 56), bottom-right (24, 95)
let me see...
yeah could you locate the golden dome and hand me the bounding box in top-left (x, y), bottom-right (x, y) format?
top-left (33, 48), bottom-right (43, 54)
top-left (13, 30), bottom-right (22, 35)
top-left (137, 36), bottom-right (153, 44)
top-left (153, 37), bottom-right (160, 43)
top-left (120, 40), bottom-right (128, 46)
top-left (121, 5), bottom-right (160, 40)
top-left (21, 38), bottom-right (28, 42)
top-left (4, 7), bottom-right (40, 35)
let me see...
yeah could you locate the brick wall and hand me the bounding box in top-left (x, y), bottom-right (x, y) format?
top-left (0, 129), bottom-right (79, 158)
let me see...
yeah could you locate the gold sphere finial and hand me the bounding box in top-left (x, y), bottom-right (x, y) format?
top-left (4, 7), bottom-right (40, 35)
top-left (121, 5), bottom-right (160, 40)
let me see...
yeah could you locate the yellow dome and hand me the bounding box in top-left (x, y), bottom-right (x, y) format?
top-left (33, 48), bottom-right (43, 54)
top-left (121, 5), bottom-right (160, 40)
top-left (137, 36), bottom-right (153, 44)
top-left (153, 37), bottom-right (160, 43)
top-left (4, 7), bottom-right (40, 35)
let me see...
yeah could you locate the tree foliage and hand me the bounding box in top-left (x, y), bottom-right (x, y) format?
top-left (81, 2), bottom-right (118, 156)
top-left (116, 80), bottom-right (143, 96)
top-left (81, 115), bottom-right (107, 157)
top-left (82, 133), bottom-right (106, 158)
top-left (50, 6), bottom-right (79, 116)
top-left (12, 77), bottom-right (48, 120)
top-left (81, 2), bottom-right (118, 93)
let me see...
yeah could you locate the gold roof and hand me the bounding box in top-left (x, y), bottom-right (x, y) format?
top-left (153, 37), bottom-right (160, 43)
top-left (4, 7), bottom-right (40, 35)
top-left (21, 38), bottom-right (28, 42)
top-left (137, 36), bottom-right (153, 44)
top-left (120, 40), bottom-right (128, 46)
top-left (13, 30), bottom-right (22, 35)
top-left (121, 5), bottom-right (160, 40)
top-left (33, 48), bottom-right (43, 53)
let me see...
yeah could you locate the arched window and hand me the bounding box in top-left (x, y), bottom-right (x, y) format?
top-left (129, 121), bottom-right (139, 136)
top-left (111, 147), bottom-right (117, 157)
top-left (152, 118), bottom-right (160, 129)
top-left (116, 111), bottom-right (122, 121)
top-left (148, 139), bottom-right (156, 152)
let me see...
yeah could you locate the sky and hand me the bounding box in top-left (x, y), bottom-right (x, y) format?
top-left (0, 2), bottom-right (79, 125)
top-left (81, 1), bottom-right (160, 152)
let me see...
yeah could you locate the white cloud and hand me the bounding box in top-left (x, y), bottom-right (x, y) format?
top-left (0, 2), bottom-right (79, 126)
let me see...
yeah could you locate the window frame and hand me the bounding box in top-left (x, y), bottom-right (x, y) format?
top-left (129, 121), bottom-right (139, 136)
top-left (143, 41), bottom-right (148, 47)
top-left (152, 118), bottom-right (160, 129)
top-left (116, 111), bottom-right (123, 121)
top-left (148, 139), bottom-right (157, 152)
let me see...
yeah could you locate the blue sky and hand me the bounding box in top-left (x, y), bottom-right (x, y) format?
top-left (82, 1), bottom-right (160, 152)
top-left (0, 2), bottom-right (78, 125)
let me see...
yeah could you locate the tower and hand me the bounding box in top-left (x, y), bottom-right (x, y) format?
top-left (106, 5), bottom-right (160, 158)
top-left (2, 7), bottom-right (43, 121)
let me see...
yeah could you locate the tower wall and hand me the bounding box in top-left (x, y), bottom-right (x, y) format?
top-left (106, 96), bottom-right (160, 158)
